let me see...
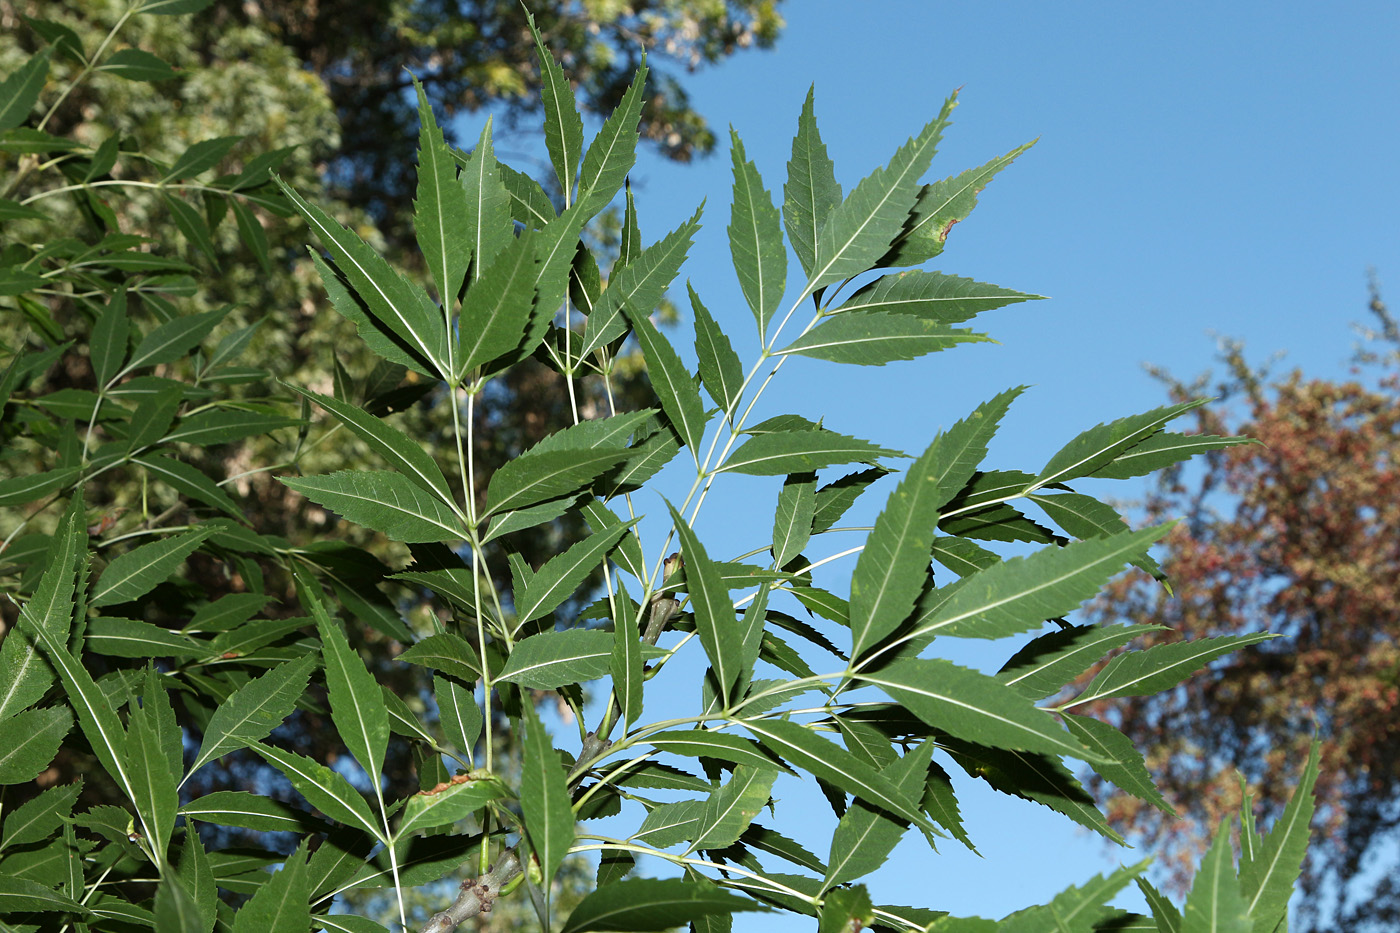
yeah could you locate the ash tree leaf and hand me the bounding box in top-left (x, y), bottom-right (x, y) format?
top-left (996, 623), bottom-right (1170, 701)
top-left (232, 198), bottom-right (272, 274)
top-left (811, 467), bottom-right (889, 534)
top-left (125, 669), bottom-right (180, 863)
top-left (498, 630), bottom-right (616, 689)
top-left (743, 718), bottom-right (935, 834)
top-left (0, 466), bottom-right (81, 508)
top-left (230, 845), bottom-right (310, 933)
top-left (528, 12), bottom-right (584, 202)
top-left (281, 470), bottom-right (465, 543)
top-left (433, 675), bottom-right (482, 760)
top-left (1061, 713), bottom-right (1174, 816)
top-left (729, 130), bottom-right (787, 341)
top-left (689, 765), bottom-right (778, 853)
top-left (1029, 491), bottom-right (1165, 580)
top-left (1087, 431), bottom-right (1260, 481)
top-left (834, 270), bottom-right (1042, 325)
top-left (0, 707), bottom-right (72, 784)
top-left (91, 528), bottom-right (212, 608)
top-left (139, 0), bottom-right (217, 14)
top-left (287, 386), bottom-right (456, 508)
top-left (412, 78), bottom-right (470, 304)
top-left (1239, 742), bottom-right (1319, 932)
top-left (189, 655), bottom-right (316, 776)
top-left (645, 730), bottom-right (794, 775)
top-left (806, 102), bottom-right (952, 293)
top-left (1038, 400), bottom-right (1208, 487)
top-left (249, 744), bottom-right (381, 838)
top-left (625, 303), bottom-right (708, 456)
top-left (690, 284), bottom-right (744, 419)
top-left (134, 453), bottom-right (243, 519)
top-left (1066, 633), bottom-right (1277, 707)
top-left (882, 140), bottom-right (1036, 268)
top-left (923, 761), bottom-right (975, 852)
top-left (783, 86), bottom-right (842, 280)
top-left (154, 875), bottom-right (205, 933)
top-left (397, 777), bottom-right (508, 837)
top-left (1, 781), bottom-right (83, 848)
top-left (180, 791), bottom-right (330, 834)
top-left (0, 48), bottom-right (52, 131)
top-left (124, 307), bottom-right (228, 374)
top-left (931, 535), bottom-right (1001, 578)
top-left (633, 799), bottom-right (704, 848)
top-left (513, 521), bottom-right (639, 631)
top-left (666, 500), bottom-right (744, 701)
top-left (310, 252), bottom-right (434, 377)
top-left (1138, 878), bottom-right (1183, 933)
top-left (923, 387), bottom-right (1025, 512)
top-left (0, 876), bottom-right (89, 915)
top-left (299, 573), bottom-right (389, 783)
top-left (610, 583), bottom-right (644, 731)
top-left (165, 409), bottom-right (302, 447)
top-left (858, 659), bottom-right (1099, 761)
top-left (91, 290), bottom-right (130, 386)
top-left (576, 58), bottom-right (649, 220)
top-left (1182, 820), bottom-right (1251, 933)
top-left (457, 118), bottom-right (515, 285)
top-left (275, 177), bottom-right (447, 375)
top-left (520, 702), bottom-right (574, 886)
top-left (561, 878), bottom-right (768, 933)
top-left (162, 135), bottom-right (241, 182)
top-left (97, 48), bottom-right (178, 82)
top-left (163, 192), bottom-right (219, 262)
top-left (823, 740), bottom-right (936, 891)
top-left (577, 204), bottom-right (703, 361)
top-left (499, 161), bottom-right (556, 227)
top-left (483, 446), bottom-right (629, 519)
top-left (778, 312), bottom-right (990, 366)
top-left (399, 632), bottom-right (483, 683)
top-left (848, 428), bottom-right (955, 659)
top-left (721, 427), bottom-right (903, 476)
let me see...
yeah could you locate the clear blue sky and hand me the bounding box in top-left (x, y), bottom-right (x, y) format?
top-left (483, 0), bottom-right (1399, 924)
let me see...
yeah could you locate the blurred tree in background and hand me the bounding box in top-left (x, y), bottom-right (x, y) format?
top-left (1077, 282), bottom-right (1400, 933)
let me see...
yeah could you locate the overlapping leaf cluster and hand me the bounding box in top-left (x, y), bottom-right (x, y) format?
top-left (1, 7), bottom-right (1319, 933)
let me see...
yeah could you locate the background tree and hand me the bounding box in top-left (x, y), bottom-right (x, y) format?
top-left (1076, 284), bottom-right (1400, 933)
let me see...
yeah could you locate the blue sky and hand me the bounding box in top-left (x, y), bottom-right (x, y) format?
top-left (478, 0), bottom-right (1398, 925)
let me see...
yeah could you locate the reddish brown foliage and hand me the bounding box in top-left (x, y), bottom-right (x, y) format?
top-left (1076, 293), bottom-right (1400, 931)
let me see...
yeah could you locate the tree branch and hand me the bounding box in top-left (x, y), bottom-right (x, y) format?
top-left (419, 847), bottom-right (522, 933)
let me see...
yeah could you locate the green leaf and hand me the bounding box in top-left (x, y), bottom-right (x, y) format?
top-left (86, 617), bottom-right (200, 658)
top-left (722, 427), bottom-right (902, 476)
top-left (882, 140), bottom-right (1035, 267)
top-left (811, 467), bottom-right (890, 534)
top-left (0, 466), bottom-right (81, 507)
top-left (771, 472), bottom-right (815, 572)
top-left (0, 707), bottom-right (72, 784)
top-left (1088, 432), bottom-right (1259, 480)
top-left (528, 13), bottom-right (584, 201)
top-left (806, 103), bottom-right (952, 292)
top-left (498, 630), bottom-right (615, 689)
top-left (0, 876), bottom-right (89, 915)
top-left (1240, 742), bottom-right (1318, 932)
top-left (125, 386), bottom-right (184, 451)
top-left (300, 575), bottom-right (389, 783)
top-left (132, 453), bottom-right (243, 519)
top-left (666, 501), bottom-right (745, 700)
top-left (125, 308), bottom-right (228, 373)
top-left (289, 386), bottom-right (456, 507)
top-left (743, 718), bottom-right (934, 833)
top-left (231, 198), bottom-right (272, 274)
top-left (281, 470), bottom-right (464, 542)
top-left (456, 224), bottom-right (537, 380)
top-left (275, 176), bottom-right (447, 374)
top-left (783, 86), bottom-right (842, 280)
top-left (823, 740), bottom-right (936, 891)
top-left (690, 765), bottom-right (778, 852)
top-left (859, 659), bottom-right (1098, 760)
top-left (1029, 491), bottom-right (1165, 580)
top-left (459, 118), bottom-right (515, 283)
top-left (1, 781), bottom-right (82, 849)
top-left (690, 284), bottom-right (744, 419)
top-left (310, 252), bottom-right (434, 376)
top-left (848, 430), bottom-right (953, 659)
top-left (399, 632), bottom-right (483, 683)
top-left (163, 135), bottom-right (241, 182)
top-left (577, 204), bottom-right (703, 361)
top-left (627, 304), bottom-right (708, 455)
top-left (837, 270), bottom-right (1041, 324)
top-left (729, 130), bottom-right (787, 341)
top-left (91, 291), bottom-right (130, 387)
top-left (819, 886), bottom-right (875, 933)
top-left (898, 525), bottom-right (1171, 651)
top-left (249, 744), bottom-right (381, 838)
top-left (154, 876), bottom-right (206, 933)
top-left (513, 521), bottom-right (638, 631)
top-left (0, 48), bottom-right (52, 131)
top-left (1182, 820), bottom-right (1251, 933)
top-left (126, 669), bottom-right (180, 862)
top-left (561, 878), bottom-right (767, 933)
top-left (483, 446), bottom-right (629, 518)
top-left (632, 799), bottom-right (704, 848)
top-left (189, 655), bottom-right (315, 776)
top-left (520, 702), bottom-right (574, 885)
top-left (611, 584), bottom-right (645, 731)
top-left (645, 730), bottom-right (792, 774)
top-left (1138, 878), bottom-right (1183, 933)
top-left (139, 0), bottom-right (217, 14)
top-left (996, 623), bottom-right (1168, 701)
top-left (0, 196), bottom-right (47, 220)
top-left (742, 823), bottom-right (827, 874)
top-left (412, 78), bottom-right (470, 303)
top-left (230, 845), bottom-right (310, 933)
top-left (779, 313), bottom-right (990, 366)
top-left (1062, 713), bottom-right (1174, 816)
top-left (397, 776), bottom-right (508, 836)
top-left (1067, 633), bottom-right (1276, 707)
top-left (433, 675), bottom-right (482, 759)
top-left (576, 59), bottom-right (648, 219)
top-left (163, 192), bottom-right (219, 262)
top-left (180, 790), bottom-right (329, 834)
top-left (1039, 400), bottom-right (1207, 486)
top-left (91, 529), bottom-right (212, 608)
